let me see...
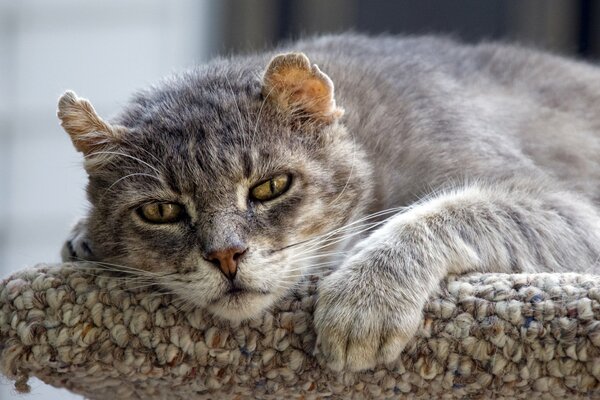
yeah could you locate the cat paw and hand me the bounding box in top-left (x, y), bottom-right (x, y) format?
top-left (61, 219), bottom-right (95, 262)
top-left (314, 253), bottom-right (423, 372)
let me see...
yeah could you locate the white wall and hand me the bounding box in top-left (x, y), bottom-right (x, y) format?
top-left (0, 0), bottom-right (215, 398)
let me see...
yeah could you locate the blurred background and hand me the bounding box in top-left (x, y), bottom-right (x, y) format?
top-left (1, 0), bottom-right (599, 398)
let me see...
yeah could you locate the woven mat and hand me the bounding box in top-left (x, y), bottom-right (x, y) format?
top-left (1, 263), bottom-right (600, 399)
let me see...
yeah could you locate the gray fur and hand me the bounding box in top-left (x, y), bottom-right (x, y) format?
top-left (61, 34), bottom-right (600, 371)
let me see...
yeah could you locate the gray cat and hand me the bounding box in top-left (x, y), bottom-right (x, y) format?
top-left (58, 34), bottom-right (600, 372)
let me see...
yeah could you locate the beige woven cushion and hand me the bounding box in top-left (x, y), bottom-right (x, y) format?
top-left (1, 263), bottom-right (600, 399)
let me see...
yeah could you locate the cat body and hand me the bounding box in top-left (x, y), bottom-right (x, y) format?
top-left (59, 34), bottom-right (600, 371)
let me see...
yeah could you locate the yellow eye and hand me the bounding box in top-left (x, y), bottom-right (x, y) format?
top-left (138, 203), bottom-right (184, 223)
top-left (250, 174), bottom-right (291, 201)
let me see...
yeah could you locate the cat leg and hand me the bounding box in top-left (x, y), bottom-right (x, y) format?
top-left (314, 180), bottom-right (600, 371)
top-left (61, 218), bottom-right (96, 262)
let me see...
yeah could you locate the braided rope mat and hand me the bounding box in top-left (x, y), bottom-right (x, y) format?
top-left (1, 264), bottom-right (600, 399)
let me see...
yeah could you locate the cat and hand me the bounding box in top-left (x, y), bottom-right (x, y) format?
top-left (58, 34), bottom-right (600, 372)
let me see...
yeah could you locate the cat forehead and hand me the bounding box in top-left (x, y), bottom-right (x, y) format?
top-left (107, 66), bottom-right (326, 177)
top-left (114, 114), bottom-right (299, 184)
top-left (119, 79), bottom-right (278, 139)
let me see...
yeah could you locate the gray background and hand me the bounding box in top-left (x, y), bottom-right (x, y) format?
top-left (0, 0), bottom-right (598, 398)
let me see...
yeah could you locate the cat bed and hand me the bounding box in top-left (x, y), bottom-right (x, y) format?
top-left (1, 264), bottom-right (600, 399)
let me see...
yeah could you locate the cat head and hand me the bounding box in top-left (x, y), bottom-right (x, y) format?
top-left (57, 52), bottom-right (371, 321)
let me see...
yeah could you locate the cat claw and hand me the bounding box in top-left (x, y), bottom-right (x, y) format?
top-left (313, 254), bottom-right (422, 372)
top-left (316, 310), bottom-right (408, 373)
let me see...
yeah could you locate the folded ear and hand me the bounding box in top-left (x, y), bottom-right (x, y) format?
top-left (57, 91), bottom-right (123, 155)
top-left (262, 52), bottom-right (344, 124)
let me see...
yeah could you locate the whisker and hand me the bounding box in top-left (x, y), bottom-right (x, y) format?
top-left (289, 221), bottom-right (382, 257)
top-left (286, 261), bottom-right (339, 272)
top-left (84, 150), bottom-right (162, 177)
top-left (253, 85), bottom-right (276, 141)
top-left (126, 282), bottom-right (164, 291)
top-left (329, 131), bottom-right (356, 207)
top-left (287, 251), bottom-right (349, 264)
top-left (284, 270), bottom-right (332, 279)
top-left (72, 257), bottom-right (167, 277)
top-left (105, 173), bottom-right (162, 193)
top-left (280, 206), bottom-right (404, 252)
top-left (282, 273), bottom-right (327, 280)
top-left (288, 207), bottom-right (404, 259)
top-left (77, 265), bottom-right (158, 279)
top-left (123, 137), bottom-right (167, 171)
top-left (73, 269), bottom-right (156, 283)
top-left (292, 218), bottom-right (392, 258)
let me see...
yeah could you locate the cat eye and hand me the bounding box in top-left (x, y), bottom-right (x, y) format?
top-left (138, 202), bottom-right (184, 224)
top-left (250, 174), bottom-right (291, 202)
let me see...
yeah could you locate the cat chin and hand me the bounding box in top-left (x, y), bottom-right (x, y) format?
top-left (206, 291), bottom-right (277, 322)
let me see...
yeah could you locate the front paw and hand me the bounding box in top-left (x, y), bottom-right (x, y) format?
top-left (314, 254), bottom-right (424, 372)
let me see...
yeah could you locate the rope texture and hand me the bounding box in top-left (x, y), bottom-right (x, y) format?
top-left (1, 263), bottom-right (600, 399)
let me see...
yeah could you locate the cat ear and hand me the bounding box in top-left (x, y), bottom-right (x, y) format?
top-left (262, 52), bottom-right (344, 124)
top-left (57, 91), bottom-right (123, 155)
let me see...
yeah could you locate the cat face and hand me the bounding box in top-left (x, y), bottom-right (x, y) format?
top-left (58, 53), bottom-right (371, 320)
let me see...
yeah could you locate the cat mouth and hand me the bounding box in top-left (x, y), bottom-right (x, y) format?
top-left (227, 286), bottom-right (244, 294)
top-left (208, 285), bottom-right (270, 312)
top-left (221, 283), bottom-right (270, 299)
top-left (206, 282), bottom-right (279, 321)
top-left (226, 286), bottom-right (248, 298)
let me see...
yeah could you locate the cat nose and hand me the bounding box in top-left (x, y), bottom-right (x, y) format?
top-left (205, 246), bottom-right (247, 280)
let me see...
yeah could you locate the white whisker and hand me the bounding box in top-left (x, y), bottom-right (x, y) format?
top-left (329, 131), bottom-right (356, 207)
top-left (105, 173), bottom-right (162, 193)
top-left (85, 150), bottom-right (163, 177)
top-left (281, 206), bottom-right (403, 253)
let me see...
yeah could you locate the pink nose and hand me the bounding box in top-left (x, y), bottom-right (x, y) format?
top-left (205, 246), bottom-right (247, 280)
